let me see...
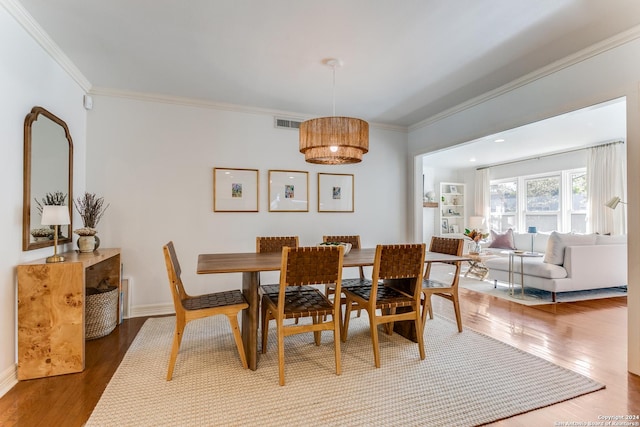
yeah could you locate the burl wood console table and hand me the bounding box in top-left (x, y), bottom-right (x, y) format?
top-left (17, 248), bottom-right (121, 380)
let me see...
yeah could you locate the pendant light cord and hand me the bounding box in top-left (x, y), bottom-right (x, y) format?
top-left (332, 64), bottom-right (336, 116)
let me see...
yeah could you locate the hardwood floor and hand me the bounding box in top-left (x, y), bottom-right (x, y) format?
top-left (0, 290), bottom-right (638, 426)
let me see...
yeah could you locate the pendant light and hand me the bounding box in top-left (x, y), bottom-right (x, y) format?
top-left (299, 59), bottom-right (369, 164)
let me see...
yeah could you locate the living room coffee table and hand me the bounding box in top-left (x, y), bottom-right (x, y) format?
top-left (464, 252), bottom-right (496, 280)
top-left (508, 251), bottom-right (544, 298)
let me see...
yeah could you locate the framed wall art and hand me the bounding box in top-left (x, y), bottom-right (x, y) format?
top-left (213, 167), bottom-right (259, 212)
top-left (318, 173), bottom-right (354, 212)
top-left (268, 170), bottom-right (309, 212)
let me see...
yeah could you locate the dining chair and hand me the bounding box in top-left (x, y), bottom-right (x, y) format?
top-left (256, 236), bottom-right (304, 295)
top-left (421, 236), bottom-right (465, 332)
top-left (261, 245), bottom-right (344, 385)
top-left (341, 243), bottom-right (426, 368)
top-left (162, 241), bottom-right (248, 380)
top-left (256, 236), bottom-right (315, 327)
top-left (322, 235), bottom-right (367, 326)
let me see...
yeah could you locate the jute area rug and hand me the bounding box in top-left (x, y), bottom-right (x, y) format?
top-left (86, 315), bottom-right (604, 426)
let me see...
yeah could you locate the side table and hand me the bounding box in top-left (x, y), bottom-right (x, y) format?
top-left (464, 252), bottom-right (494, 280)
top-left (508, 251), bottom-right (543, 298)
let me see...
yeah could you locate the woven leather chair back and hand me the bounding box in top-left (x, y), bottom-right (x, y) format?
top-left (282, 246), bottom-right (343, 286)
top-left (429, 236), bottom-right (464, 256)
top-left (323, 235), bottom-right (363, 279)
top-left (256, 236), bottom-right (299, 253)
top-left (163, 241), bottom-right (187, 307)
top-left (322, 235), bottom-right (361, 248)
top-left (375, 244), bottom-right (425, 280)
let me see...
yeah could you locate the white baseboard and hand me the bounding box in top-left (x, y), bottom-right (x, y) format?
top-left (129, 303), bottom-right (174, 318)
top-left (0, 364), bottom-right (17, 399)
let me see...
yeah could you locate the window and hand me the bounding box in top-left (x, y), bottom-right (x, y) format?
top-left (525, 175), bottom-right (560, 232)
top-left (489, 180), bottom-right (517, 232)
top-left (569, 170), bottom-right (587, 233)
top-left (489, 168), bottom-right (586, 233)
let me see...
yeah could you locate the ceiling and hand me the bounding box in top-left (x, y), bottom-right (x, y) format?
top-left (15, 0), bottom-right (640, 129)
top-left (423, 97), bottom-right (627, 170)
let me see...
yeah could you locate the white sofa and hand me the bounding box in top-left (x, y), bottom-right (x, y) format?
top-left (483, 232), bottom-right (627, 301)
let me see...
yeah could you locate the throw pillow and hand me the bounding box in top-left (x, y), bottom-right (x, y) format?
top-left (488, 229), bottom-right (516, 250)
top-left (543, 231), bottom-right (598, 265)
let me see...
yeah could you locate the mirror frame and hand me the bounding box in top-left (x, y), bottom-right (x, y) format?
top-left (22, 106), bottom-right (74, 251)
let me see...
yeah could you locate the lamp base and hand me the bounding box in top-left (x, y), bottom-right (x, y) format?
top-left (46, 254), bottom-right (65, 263)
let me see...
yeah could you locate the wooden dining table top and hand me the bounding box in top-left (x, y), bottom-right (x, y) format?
top-left (197, 247), bottom-right (470, 274)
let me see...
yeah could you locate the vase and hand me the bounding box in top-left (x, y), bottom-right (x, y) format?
top-left (78, 235), bottom-right (96, 253)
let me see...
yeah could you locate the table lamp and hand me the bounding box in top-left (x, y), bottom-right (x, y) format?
top-left (469, 216), bottom-right (485, 231)
top-left (41, 205), bottom-right (71, 263)
top-left (527, 226), bottom-right (537, 253)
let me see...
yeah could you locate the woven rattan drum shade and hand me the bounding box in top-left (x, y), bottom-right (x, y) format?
top-left (299, 116), bottom-right (369, 164)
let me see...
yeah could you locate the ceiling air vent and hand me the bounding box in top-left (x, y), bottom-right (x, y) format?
top-left (274, 117), bottom-right (303, 130)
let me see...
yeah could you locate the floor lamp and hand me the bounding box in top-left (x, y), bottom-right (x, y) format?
top-left (605, 196), bottom-right (626, 209)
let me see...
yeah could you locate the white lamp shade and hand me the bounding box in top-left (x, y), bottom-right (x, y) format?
top-left (468, 216), bottom-right (485, 230)
top-left (605, 196), bottom-right (621, 209)
top-left (41, 205), bottom-right (70, 225)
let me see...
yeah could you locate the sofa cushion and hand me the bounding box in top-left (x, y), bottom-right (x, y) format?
top-left (595, 234), bottom-right (627, 245)
top-left (513, 233), bottom-right (531, 251)
top-left (488, 229), bottom-right (516, 250)
top-left (484, 256), bottom-right (568, 279)
top-left (543, 232), bottom-right (597, 265)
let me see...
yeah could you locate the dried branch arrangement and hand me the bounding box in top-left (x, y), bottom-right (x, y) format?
top-left (35, 191), bottom-right (67, 215)
top-left (74, 192), bottom-right (109, 229)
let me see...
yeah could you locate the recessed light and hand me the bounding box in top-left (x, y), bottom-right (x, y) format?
top-left (494, 138), bottom-right (505, 143)
top-left (469, 157), bottom-right (476, 162)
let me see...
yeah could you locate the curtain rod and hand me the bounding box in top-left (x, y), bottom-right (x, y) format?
top-left (476, 140), bottom-right (624, 170)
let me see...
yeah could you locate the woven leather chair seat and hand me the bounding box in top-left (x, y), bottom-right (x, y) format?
top-left (345, 284), bottom-right (414, 310)
top-left (262, 291), bottom-right (334, 319)
top-left (260, 284), bottom-right (317, 296)
top-left (341, 278), bottom-right (371, 288)
top-left (182, 289), bottom-right (246, 311)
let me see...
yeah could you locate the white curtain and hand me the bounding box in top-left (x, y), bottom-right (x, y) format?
top-left (474, 168), bottom-right (491, 226)
top-left (587, 142), bottom-right (626, 235)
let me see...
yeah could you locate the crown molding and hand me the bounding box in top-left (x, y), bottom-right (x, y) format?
top-left (409, 24), bottom-right (640, 132)
top-left (89, 87), bottom-right (407, 133)
top-left (2, 0), bottom-right (91, 91)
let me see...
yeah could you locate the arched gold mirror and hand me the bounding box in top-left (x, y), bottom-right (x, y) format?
top-left (23, 106), bottom-right (73, 251)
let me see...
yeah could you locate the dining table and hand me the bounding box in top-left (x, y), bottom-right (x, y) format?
top-left (197, 247), bottom-right (470, 370)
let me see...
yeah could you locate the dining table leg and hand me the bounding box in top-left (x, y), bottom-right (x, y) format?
top-left (242, 271), bottom-right (260, 371)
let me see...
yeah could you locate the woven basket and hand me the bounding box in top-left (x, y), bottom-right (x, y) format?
top-left (86, 285), bottom-right (118, 340)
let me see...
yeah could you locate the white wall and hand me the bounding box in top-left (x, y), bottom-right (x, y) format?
top-left (0, 5), bottom-right (87, 395)
top-left (409, 36), bottom-right (640, 374)
top-left (86, 95), bottom-right (409, 315)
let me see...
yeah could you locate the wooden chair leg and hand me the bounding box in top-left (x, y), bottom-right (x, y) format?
top-left (414, 311), bottom-right (426, 360)
top-left (341, 298), bottom-right (354, 342)
top-left (421, 294), bottom-right (430, 328)
top-left (369, 312), bottom-right (381, 368)
top-left (167, 317), bottom-right (186, 381)
top-left (227, 314), bottom-right (248, 369)
top-left (277, 320), bottom-right (286, 386)
top-left (333, 313), bottom-right (341, 376)
top-left (452, 293), bottom-right (463, 333)
top-left (261, 303), bottom-right (270, 354)
top-left (313, 315), bottom-right (321, 346)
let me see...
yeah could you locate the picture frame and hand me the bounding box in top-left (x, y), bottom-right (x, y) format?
top-left (213, 167), bottom-right (259, 212)
top-left (451, 224), bottom-right (459, 233)
top-left (441, 218), bottom-right (449, 233)
top-left (449, 185), bottom-right (458, 194)
top-left (268, 170), bottom-right (309, 212)
top-left (318, 173), bottom-right (354, 212)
